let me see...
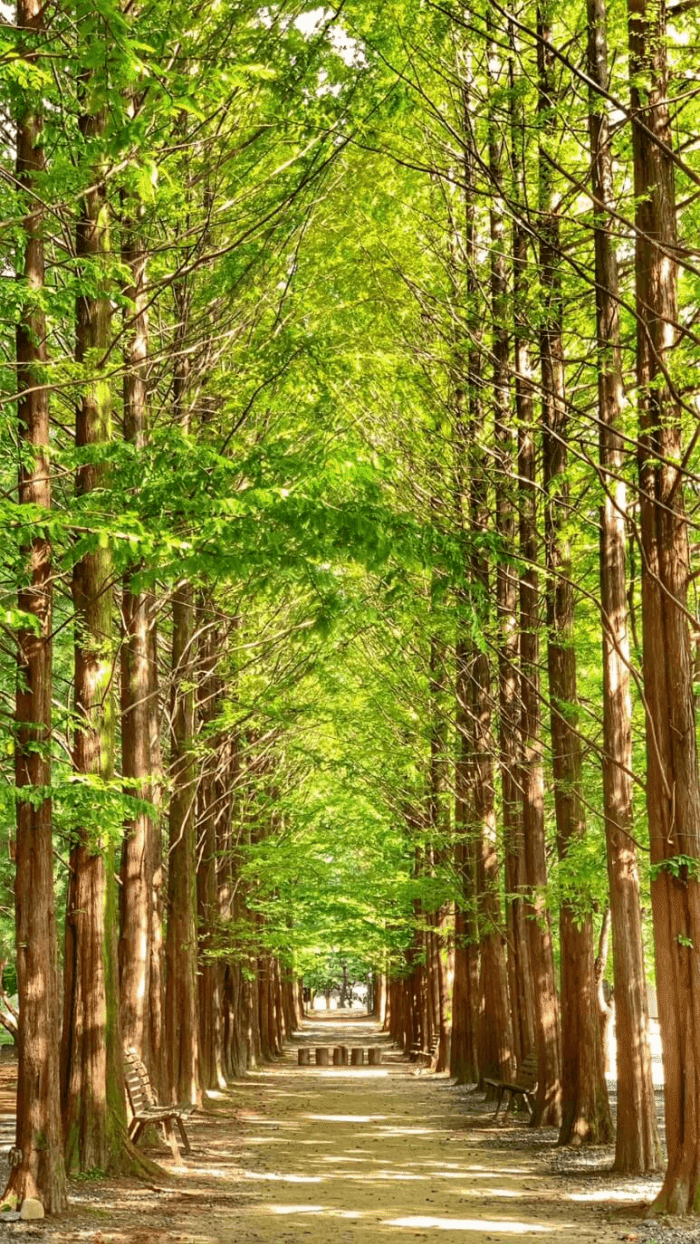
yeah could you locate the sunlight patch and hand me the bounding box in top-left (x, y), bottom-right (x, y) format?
top-left (372, 1126), bottom-right (442, 1136)
top-left (245, 1172), bottom-right (324, 1183)
top-left (305, 1113), bottom-right (387, 1123)
top-left (384, 1216), bottom-right (556, 1233)
top-left (375, 1172), bottom-right (424, 1181)
top-left (270, 1204), bottom-right (325, 1215)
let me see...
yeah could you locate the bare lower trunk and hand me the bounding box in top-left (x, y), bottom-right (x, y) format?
top-left (165, 585), bottom-right (200, 1104)
top-left (429, 639), bottom-right (450, 1072)
top-left (472, 453), bottom-right (514, 1087)
top-left (451, 861), bottom-right (480, 1082)
top-left (451, 643), bottom-right (480, 1082)
top-left (120, 579), bottom-right (153, 1064)
top-left (518, 405), bottom-right (561, 1128)
top-left (595, 912), bottom-right (613, 1073)
top-left (218, 731), bottom-right (246, 1078)
top-left (147, 600), bottom-right (165, 1097)
top-left (197, 768), bottom-right (224, 1088)
top-left (197, 609), bottom-right (225, 1091)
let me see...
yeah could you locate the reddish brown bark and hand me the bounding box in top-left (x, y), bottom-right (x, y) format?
top-left (537, 2), bottom-right (609, 1144)
top-left (470, 401), bottom-right (514, 1089)
top-left (120, 578), bottom-right (153, 1059)
top-left (587, 0), bottom-right (661, 1171)
top-left (146, 602), bottom-right (166, 1097)
top-left (429, 641), bottom-right (450, 1072)
top-left (488, 19), bottom-right (535, 1070)
top-left (119, 216), bottom-right (161, 1084)
top-left (627, 0), bottom-right (700, 1210)
top-left (455, 66), bottom-right (514, 1088)
top-left (165, 584), bottom-right (200, 1104)
top-left (5, 3), bottom-right (67, 1208)
top-left (451, 757), bottom-right (480, 1080)
top-left (449, 343), bottom-right (479, 1082)
top-left (218, 732), bottom-right (248, 1078)
top-left (451, 766), bottom-right (480, 1084)
top-left (164, 272), bottom-right (200, 1103)
top-left (61, 61), bottom-right (131, 1174)
top-left (196, 609), bottom-right (225, 1091)
top-left (510, 19), bottom-right (561, 1127)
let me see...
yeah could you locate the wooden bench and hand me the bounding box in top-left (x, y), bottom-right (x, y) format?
top-left (297, 1045), bottom-right (383, 1067)
top-left (124, 1048), bottom-right (194, 1159)
top-left (483, 1053), bottom-right (538, 1120)
top-left (410, 1034), bottom-right (439, 1064)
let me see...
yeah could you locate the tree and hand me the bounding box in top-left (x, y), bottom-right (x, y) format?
top-left (587, 0), bottom-right (660, 1172)
top-left (509, 18), bottom-right (561, 1129)
top-left (60, 0), bottom-right (130, 1172)
top-left (5, 0), bottom-right (67, 1211)
top-left (487, 15), bottom-right (535, 1072)
top-left (536, 0), bottom-right (609, 1143)
top-left (627, 0), bottom-right (700, 1210)
top-left (119, 170), bottom-right (162, 1085)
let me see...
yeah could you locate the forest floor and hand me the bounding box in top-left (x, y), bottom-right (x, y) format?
top-left (0, 1016), bottom-right (680, 1244)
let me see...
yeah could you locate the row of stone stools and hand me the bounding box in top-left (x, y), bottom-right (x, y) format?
top-left (297, 1046), bottom-right (383, 1067)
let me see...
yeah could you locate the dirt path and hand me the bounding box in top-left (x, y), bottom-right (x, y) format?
top-left (28, 1015), bottom-right (656, 1244)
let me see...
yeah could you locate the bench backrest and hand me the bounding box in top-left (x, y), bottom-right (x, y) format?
top-left (515, 1053), bottom-right (538, 1090)
top-left (125, 1048), bottom-right (158, 1115)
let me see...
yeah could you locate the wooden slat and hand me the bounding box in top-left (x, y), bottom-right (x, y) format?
top-left (484, 1054), bottom-right (538, 1094)
top-left (124, 1067), bottom-right (148, 1115)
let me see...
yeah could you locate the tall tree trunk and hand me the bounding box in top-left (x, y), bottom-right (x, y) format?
top-left (510, 20), bottom-right (561, 1127)
top-left (61, 53), bottom-right (131, 1174)
top-left (164, 274), bottom-right (200, 1104)
top-left (537, 2), bottom-right (610, 1144)
top-left (119, 211), bottom-right (159, 1081)
top-left (147, 599), bottom-right (165, 1096)
top-left (587, 0), bottom-right (661, 1172)
top-left (488, 18), bottom-right (535, 1070)
top-left (453, 59), bottom-right (514, 1089)
top-left (470, 345), bottom-right (514, 1090)
top-left (5, 2), bottom-right (67, 1207)
top-left (627, 0), bottom-right (700, 1211)
top-left (448, 137), bottom-right (480, 1086)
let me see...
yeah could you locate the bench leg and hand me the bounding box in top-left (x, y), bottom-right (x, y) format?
top-left (492, 1088), bottom-right (506, 1121)
top-left (130, 1120), bottom-right (145, 1145)
top-left (163, 1119), bottom-right (181, 1161)
top-left (176, 1116), bottom-right (191, 1155)
top-left (500, 1089), bottom-right (517, 1121)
